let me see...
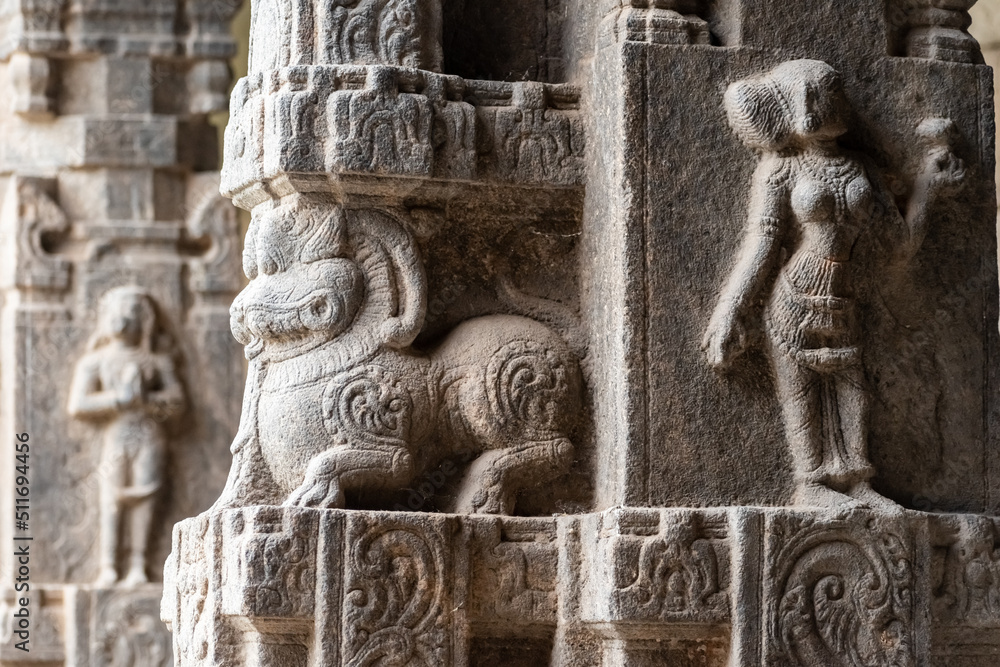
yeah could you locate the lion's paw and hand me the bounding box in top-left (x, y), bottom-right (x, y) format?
top-left (284, 475), bottom-right (345, 509)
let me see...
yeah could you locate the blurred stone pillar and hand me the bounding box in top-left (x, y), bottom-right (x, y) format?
top-left (0, 0), bottom-right (246, 663)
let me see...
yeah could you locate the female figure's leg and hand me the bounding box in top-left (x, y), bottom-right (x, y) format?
top-left (835, 366), bottom-right (900, 510)
top-left (121, 424), bottom-right (165, 587)
top-left (770, 344), bottom-right (859, 508)
top-left (97, 436), bottom-right (128, 586)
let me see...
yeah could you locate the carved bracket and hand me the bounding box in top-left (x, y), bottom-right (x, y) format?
top-left (599, 0), bottom-right (711, 48)
top-left (0, 177), bottom-right (71, 295)
top-left (902, 0), bottom-right (981, 64)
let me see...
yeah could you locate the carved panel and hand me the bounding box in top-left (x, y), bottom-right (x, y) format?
top-left (467, 517), bottom-right (559, 626)
top-left (933, 515), bottom-right (1000, 627)
top-left (476, 82), bottom-right (585, 186)
top-left (763, 511), bottom-right (917, 667)
top-left (221, 507), bottom-right (319, 620)
top-left (341, 513), bottom-right (457, 667)
top-left (162, 514), bottom-right (240, 667)
top-left (317, 0), bottom-right (442, 70)
top-left (327, 67), bottom-right (435, 176)
top-left (91, 587), bottom-right (172, 667)
top-left (597, 509), bottom-right (729, 624)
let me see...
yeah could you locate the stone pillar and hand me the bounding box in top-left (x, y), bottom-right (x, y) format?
top-left (165, 0), bottom-right (1000, 665)
top-left (0, 0), bottom-right (245, 663)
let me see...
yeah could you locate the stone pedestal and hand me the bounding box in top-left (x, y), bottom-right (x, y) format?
top-left (0, 0), bottom-right (246, 663)
top-left (164, 0), bottom-right (1000, 665)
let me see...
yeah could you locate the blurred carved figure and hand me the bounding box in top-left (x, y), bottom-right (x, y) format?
top-left (68, 286), bottom-right (185, 587)
top-left (702, 59), bottom-right (966, 511)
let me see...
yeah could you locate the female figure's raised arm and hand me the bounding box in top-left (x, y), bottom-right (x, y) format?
top-left (896, 119), bottom-right (967, 265)
top-left (703, 156), bottom-right (789, 369)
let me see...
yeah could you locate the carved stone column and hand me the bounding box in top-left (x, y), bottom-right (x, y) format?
top-left (166, 0), bottom-right (1000, 665)
top-left (0, 0), bottom-right (246, 664)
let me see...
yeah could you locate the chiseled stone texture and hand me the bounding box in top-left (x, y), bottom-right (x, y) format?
top-left (164, 0), bottom-right (1000, 665)
top-left (0, 0), bottom-right (246, 663)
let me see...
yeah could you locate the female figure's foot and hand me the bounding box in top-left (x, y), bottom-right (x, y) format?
top-left (120, 563), bottom-right (148, 588)
top-left (94, 566), bottom-right (118, 588)
top-left (794, 482), bottom-right (862, 509)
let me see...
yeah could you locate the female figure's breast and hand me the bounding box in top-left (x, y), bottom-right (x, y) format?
top-left (789, 160), bottom-right (872, 263)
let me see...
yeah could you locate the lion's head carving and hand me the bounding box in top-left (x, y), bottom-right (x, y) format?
top-left (231, 196), bottom-right (427, 363)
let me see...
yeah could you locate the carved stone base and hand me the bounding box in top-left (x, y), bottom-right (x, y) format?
top-left (161, 506), bottom-right (1000, 666)
top-left (0, 584), bottom-right (170, 666)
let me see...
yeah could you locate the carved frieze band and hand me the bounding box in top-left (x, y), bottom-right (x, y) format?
top-left (160, 508), bottom-right (1000, 664)
top-left (222, 66), bottom-right (584, 196)
top-left (0, 0), bottom-right (239, 59)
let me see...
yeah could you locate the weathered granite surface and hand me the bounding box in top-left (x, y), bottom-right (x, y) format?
top-left (164, 0), bottom-right (1000, 665)
top-left (0, 0), bottom-right (246, 663)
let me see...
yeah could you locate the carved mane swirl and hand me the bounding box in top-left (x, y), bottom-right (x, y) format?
top-left (346, 209), bottom-right (427, 350)
top-left (484, 340), bottom-right (575, 440)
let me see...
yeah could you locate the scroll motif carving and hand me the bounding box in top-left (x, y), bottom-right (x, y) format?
top-left (216, 199), bottom-right (582, 515)
top-left (342, 516), bottom-right (452, 666)
top-left (184, 175), bottom-right (244, 296)
top-left (68, 286), bottom-right (186, 588)
top-left (765, 513), bottom-right (916, 667)
top-left (703, 59), bottom-right (966, 511)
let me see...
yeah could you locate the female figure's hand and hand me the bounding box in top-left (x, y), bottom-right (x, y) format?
top-left (915, 118), bottom-right (967, 199)
top-left (702, 302), bottom-right (749, 370)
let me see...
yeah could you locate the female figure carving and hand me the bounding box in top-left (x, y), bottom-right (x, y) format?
top-left (69, 286), bottom-right (185, 586)
top-left (702, 60), bottom-right (965, 510)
